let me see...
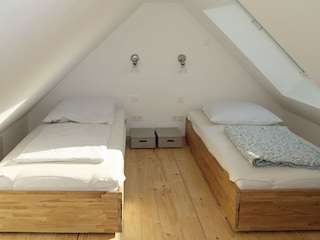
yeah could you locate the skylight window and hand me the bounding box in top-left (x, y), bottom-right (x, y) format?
top-left (204, 1), bottom-right (320, 110)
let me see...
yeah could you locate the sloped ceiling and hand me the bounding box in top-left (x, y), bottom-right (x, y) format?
top-left (0, 0), bottom-right (319, 132)
top-left (0, 0), bottom-right (144, 132)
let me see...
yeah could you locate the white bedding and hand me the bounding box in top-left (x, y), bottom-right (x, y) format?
top-left (188, 110), bottom-right (320, 189)
top-left (0, 110), bottom-right (126, 191)
top-left (14, 123), bottom-right (111, 164)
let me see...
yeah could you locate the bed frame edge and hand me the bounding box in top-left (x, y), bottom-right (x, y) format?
top-left (0, 190), bottom-right (123, 233)
top-left (186, 118), bottom-right (320, 231)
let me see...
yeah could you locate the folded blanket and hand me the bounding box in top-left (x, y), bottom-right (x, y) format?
top-left (14, 122), bottom-right (111, 164)
top-left (224, 125), bottom-right (320, 170)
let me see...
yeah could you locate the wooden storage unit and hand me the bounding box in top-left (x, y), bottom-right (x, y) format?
top-left (130, 128), bottom-right (156, 149)
top-left (0, 190), bottom-right (122, 233)
top-left (155, 127), bottom-right (184, 148)
top-left (185, 119), bottom-right (320, 231)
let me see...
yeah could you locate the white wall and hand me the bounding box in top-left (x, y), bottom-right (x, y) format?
top-left (29, 2), bottom-right (281, 134)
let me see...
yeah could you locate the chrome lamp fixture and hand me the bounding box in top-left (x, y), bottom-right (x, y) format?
top-left (177, 54), bottom-right (186, 66)
top-left (130, 54), bottom-right (140, 66)
top-left (177, 54), bottom-right (187, 73)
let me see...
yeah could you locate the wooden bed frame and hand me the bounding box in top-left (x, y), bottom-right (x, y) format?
top-left (0, 189), bottom-right (123, 233)
top-left (186, 119), bottom-right (320, 231)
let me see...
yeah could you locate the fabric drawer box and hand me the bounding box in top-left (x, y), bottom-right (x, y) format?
top-left (130, 128), bottom-right (156, 148)
top-left (155, 127), bottom-right (184, 148)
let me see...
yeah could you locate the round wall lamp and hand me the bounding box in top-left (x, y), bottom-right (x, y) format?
top-left (130, 54), bottom-right (140, 66)
top-left (177, 54), bottom-right (186, 66)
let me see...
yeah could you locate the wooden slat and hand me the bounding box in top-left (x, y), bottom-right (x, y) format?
top-left (0, 233), bottom-right (119, 240)
top-left (238, 190), bottom-right (320, 231)
top-left (0, 191), bottom-right (122, 233)
top-left (78, 233), bottom-right (118, 240)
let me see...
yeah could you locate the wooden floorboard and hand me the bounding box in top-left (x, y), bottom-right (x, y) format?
top-left (0, 233), bottom-right (118, 240)
top-left (123, 145), bottom-right (320, 240)
top-left (1, 145), bottom-right (320, 239)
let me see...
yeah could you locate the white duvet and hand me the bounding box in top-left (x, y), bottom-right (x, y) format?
top-left (0, 110), bottom-right (127, 191)
top-left (14, 123), bottom-right (111, 164)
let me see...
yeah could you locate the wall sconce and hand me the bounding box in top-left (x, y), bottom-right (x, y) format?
top-left (177, 54), bottom-right (186, 66)
top-left (177, 54), bottom-right (187, 73)
top-left (130, 54), bottom-right (140, 66)
top-left (130, 53), bottom-right (140, 73)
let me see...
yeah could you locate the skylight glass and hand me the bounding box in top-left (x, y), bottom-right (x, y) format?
top-left (204, 1), bottom-right (320, 110)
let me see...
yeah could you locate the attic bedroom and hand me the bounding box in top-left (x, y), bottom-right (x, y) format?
top-left (0, 0), bottom-right (320, 239)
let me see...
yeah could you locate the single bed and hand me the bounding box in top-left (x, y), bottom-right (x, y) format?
top-left (0, 97), bottom-right (126, 233)
top-left (186, 101), bottom-right (320, 231)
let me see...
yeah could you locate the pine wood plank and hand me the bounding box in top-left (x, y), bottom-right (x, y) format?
top-left (238, 189), bottom-right (320, 231)
top-left (296, 231), bottom-right (320, 240)
top-left (78, 233), bottom-right (118, 240)
top-left (172, 147), bottom-right (237, 240)
top-left (135, 149), bottom-right (163, 240)
top-left (0, 191), bottom-right (122, 233)
top-left (30, 233), bottom-right (78, 240)
top-left (121, 144), bottom-right (142, 240)
top-left (0, 233), bottom-right (32, 240)
top-left (152, 148), bottom-right (206, 240)
top-left (0, 233), bottom-right (78, 240)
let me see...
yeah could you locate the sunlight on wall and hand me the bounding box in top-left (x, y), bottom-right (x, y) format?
top-left (0, 99), bottom-right (27, 125)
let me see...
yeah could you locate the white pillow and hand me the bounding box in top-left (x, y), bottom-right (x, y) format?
top-left (201, 100), bottom-right (283, 125)
top-left (43, 97), bottom-right (115, 124)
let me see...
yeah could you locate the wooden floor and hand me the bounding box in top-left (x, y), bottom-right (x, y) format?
top-left (1, 145), bottom-right (320, 239)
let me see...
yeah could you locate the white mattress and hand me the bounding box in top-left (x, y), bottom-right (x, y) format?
top-left (188, 110), bottom-right (320, 189)
top-left (0, 110), bottom-right (126, 191)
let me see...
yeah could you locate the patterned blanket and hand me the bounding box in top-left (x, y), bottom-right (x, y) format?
top-left (224, 125), bottom-right (320, 170)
